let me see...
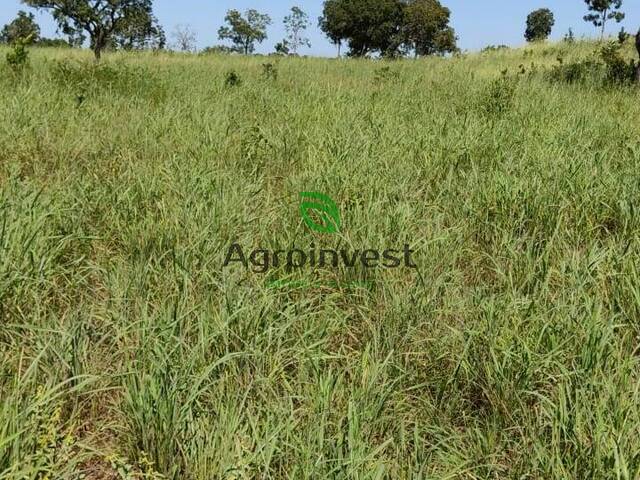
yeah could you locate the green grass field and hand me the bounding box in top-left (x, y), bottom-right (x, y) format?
top-left (2, 41), bottom-right (640, 479)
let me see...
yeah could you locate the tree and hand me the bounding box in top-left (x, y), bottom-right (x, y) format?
top-left (524, 8), bottom-right (554, 42)
top-left (283, 6), bottom-right (310, 55)
top-left (172, 24), bottom-right (197, 52)
top-left (21, 0), bottom-right (159, 60)
top-left (112, 10), bottom-right (165, 50)
top-left (218, 9), bottom-right (271, 55)
top-left (319, 0), bottom-right (349, 56)
top-left (583, 0), bottom-right (624, 39)
top-left (319, 0), bottom-right (405, 58)
top-left (403, 0), bottom-right (457, 57)
top-left (274, 40), bottom-right (290, 55)
top-left (0, 10), bottom-right (40, 45)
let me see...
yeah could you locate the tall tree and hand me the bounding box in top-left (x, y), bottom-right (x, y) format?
top-left (318, 0), bottom-right (349, 56)
top-left (172, 24), bottom-right (197, 52)
top-left (0, 10), bottom-right (40, 45)
top-left (218, 9), bottom-right (271, 55)
top-left (283, 6), bottom-right (310, 55)
top-left (583, 0), bottom-right (624, 39)
top-left (403, 0), bottom-right (456, 57)
top-left (21, 0), bottom-right (159, 59)
top-left (319, 0), bottom-right (405, 57)
top-left (524, 8), bottom-right (555, 42)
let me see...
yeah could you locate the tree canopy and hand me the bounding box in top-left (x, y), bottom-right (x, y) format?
top-left (319, 0), bottom-right (456, 58)
top-left (1, 10), bottom-right (40, 45)
top-left (525, 8), bottom-right (555, 42)
top-left (21, 0), bottom-right (161, 59)
top-left (218, 9), bottom-right (271, 55)
top-left (404, 0), bottom-right (457, 57)
top-left (583, 0), bottom-right (625, 38)
top-left (284, 6), bottom-right (310, 55)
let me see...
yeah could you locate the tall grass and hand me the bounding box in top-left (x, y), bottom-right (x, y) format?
top-left (1, 41), bottom-right (640, 478)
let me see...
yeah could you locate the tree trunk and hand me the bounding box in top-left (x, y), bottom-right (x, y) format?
top-left (92, 28), bottom-right (106, 61)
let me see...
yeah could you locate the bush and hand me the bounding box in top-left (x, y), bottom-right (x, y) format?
top-left (548, 58), bottom-right (601, 84)
top-left (546, 42), bottom-right (636, 86)
top-left (261, 62), bottom-right (278, 80)
top-left (224, 70), bottom-right (241, 87)
top-left (6, 38), bottom-right (29, 72)
top-left (600, 41), bottom-right (635, 84)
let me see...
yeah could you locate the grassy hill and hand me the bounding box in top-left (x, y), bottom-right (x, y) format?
top-left (2, 40), bottom-right (640, 479)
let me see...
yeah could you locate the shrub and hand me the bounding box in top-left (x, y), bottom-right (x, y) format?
top-left (6, 38), bottom-right (29, 72)
top-left (261, 62), bottom-right (278, 80)
top-left (548, 58), bottom-right (601, 84)
top-left (600, 41), bottom-right (635, 84)
top-left (546, 42), bottom-right (635, 86)
top-left (224, 70), bottom-right (241, 87)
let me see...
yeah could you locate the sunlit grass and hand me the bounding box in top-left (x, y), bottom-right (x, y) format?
top-left (2, 40), bottom-right (640, 478)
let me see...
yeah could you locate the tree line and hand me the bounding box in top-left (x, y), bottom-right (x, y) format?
top-left (0, 0), bottom-right (635, 60)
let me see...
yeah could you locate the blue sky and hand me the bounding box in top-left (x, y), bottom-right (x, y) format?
top-left (1, 1), bottom-right (639, 56)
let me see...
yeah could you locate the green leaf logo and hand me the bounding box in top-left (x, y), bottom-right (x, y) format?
top-left (300, 192), bottom-right (341, 234)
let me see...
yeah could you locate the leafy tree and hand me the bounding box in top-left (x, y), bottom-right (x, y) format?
top-left (283, 6), bottom-right (310, 55)
top-left (0, 10), bottom-right (40, 45)
top-left (525, 8), bottom-right (554, 42)
top-left (319, 0), bottom-right (405, 57)
top-left (583, 0), bottom-right (624, 39)
top-left (318, 0), bottom-right (349, 56)
top-left (172, 24), bottom-right (197, 52)
top-left (21, 0), bottom-right (158, 59)
top-left (274, 40), bottom-right (290, 55)
top-left (112, 10), bottom-right (165, 50)
top-left (218, 9), bottom-right (271, 55)
top-left (403, 0), bottom-right (457, 57)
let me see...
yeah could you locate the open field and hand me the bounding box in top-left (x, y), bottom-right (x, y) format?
top-left (2, 41), bottom-right (640, 478)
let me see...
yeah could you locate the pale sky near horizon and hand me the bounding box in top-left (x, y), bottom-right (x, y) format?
top-left (1, 1), bottom-right (639, 56)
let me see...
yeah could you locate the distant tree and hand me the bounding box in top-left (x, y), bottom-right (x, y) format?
top-left (583, 0), bottom-right (624, 39)
top-left (201, 44), bottom-right (241, 55)
top-left (563, 27), bottom-right (575, 43)
top-left (525, 8), bottom-right (554, 42)
top-left (319, 0), bottom-right (405, 58)
top-left (274, 40), bottom-right (290, 55)
top-left (319, 0), bottom-right (349, 56)
top-left (617, 26), bottom-right (629, 44)
top-left (218, 9), bottom-right (271, 55)
top-left (283, 6), bottom-right (310, 55)
top-left (403, 0), bottom-right (457, 57)
top-left (37, 37), bottom-right (70, 47)
top-left (1, 10), bottom-right (40, 45)
top-left (172, 24), bottom-right (197, 52)
top-left (21, 0), bottom-right (159, 59)
top-left (112, 10), bottom-right (165, 50)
